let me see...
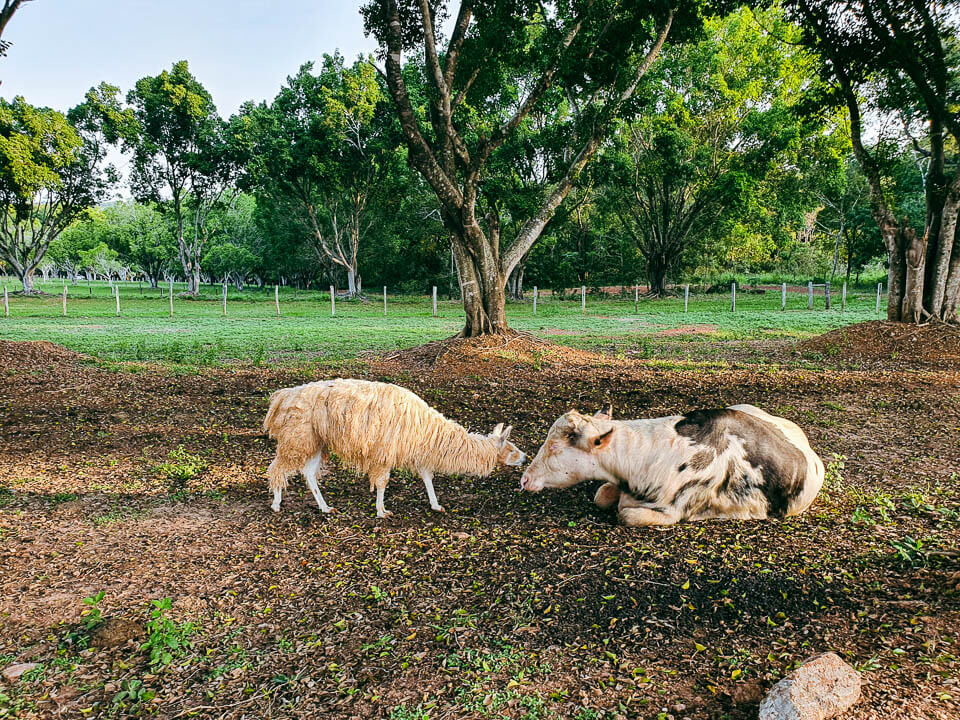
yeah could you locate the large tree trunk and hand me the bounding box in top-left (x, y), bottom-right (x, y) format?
top-left (507, 262), bottom-right (525, 300)
top-left (346, 267), bottom-right (357, 297)
top-left (452, 238), bottom-right (508, 337)
top-left (17, 266), bottom-right (35, 293)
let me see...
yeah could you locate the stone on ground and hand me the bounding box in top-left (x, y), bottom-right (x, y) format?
top-left (759, 652), bottom-right (861, 720)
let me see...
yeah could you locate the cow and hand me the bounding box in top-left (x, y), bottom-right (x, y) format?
top-left (520, 404), bottom-right (824, 526)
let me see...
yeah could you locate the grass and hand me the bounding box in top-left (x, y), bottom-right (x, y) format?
top-left (0, 279), bottom-right (887, 366)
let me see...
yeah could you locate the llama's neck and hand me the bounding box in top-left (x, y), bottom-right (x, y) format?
top-left (430, 427), bottom-right (498, 477)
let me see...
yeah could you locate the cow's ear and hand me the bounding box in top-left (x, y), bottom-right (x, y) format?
top-left (593, 405), bottom-right (613, 421)
top-left (591, 428), bottom-right (614, 451)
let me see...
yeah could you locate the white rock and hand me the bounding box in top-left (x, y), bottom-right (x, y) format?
top-left (2, 663), bottom-right (38, 682)
top-left (760, 652), bottom-right (861, 720)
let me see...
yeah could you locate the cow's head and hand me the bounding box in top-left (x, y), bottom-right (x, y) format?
top-left (520, 408), bottom-right (615, 492)
top-left (491, 423), bottom-right (526, 468)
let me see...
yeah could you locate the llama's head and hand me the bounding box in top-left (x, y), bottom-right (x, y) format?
top-left (490, 423), bottom-right (526, 468)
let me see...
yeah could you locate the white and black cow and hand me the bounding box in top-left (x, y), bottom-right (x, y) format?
top-left (520, 404), bottom-right (824, 526)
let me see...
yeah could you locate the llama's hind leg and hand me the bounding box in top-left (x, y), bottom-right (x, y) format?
top-left (370, 468), bottom-right (392, 518)
top-left (267, 457), bottom-right (293, 513)
top-left (303, 452), bottom-right (333, 514)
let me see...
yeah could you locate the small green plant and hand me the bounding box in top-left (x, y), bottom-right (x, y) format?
top-left (81, 591), bottom-right (105, 631)
top-left (142, 598), bottom-right (196, 667)
top-left (112, 678), bottom-right (155, 710)
top-left (49, 492), bottom-right (78, 505)
top-left (824, 453), bottom-right (846, 490)
top-left (850, 507), bottom-right (874, 525)
top-left (155, 446), bottom-right (207, 484)
top-left (890, 536), bottom-right (927, 567)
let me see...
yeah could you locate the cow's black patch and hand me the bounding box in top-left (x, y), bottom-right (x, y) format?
top-left (620, 478), bottom-right (658, 504)
top-left (674, 409), bottom-right (808, 517)
top-left (689, 449), bottom-right (714, 471)
top-left (669, 478), bottom-right (704, 505)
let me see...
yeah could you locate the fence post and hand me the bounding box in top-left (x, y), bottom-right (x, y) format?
top-left (275, 285), bottom-right (280, 316)
top-left (222, 282), bottom-right (227, 316)
top-left (825, 281), bottom-right (831, 310)
top-left (168, 279), bottom-right (174, 317)
top-left (115, 286), bottom-right (120, 316)
top-left (808, 281), bottom-right (814, 310)
top-left (634, 284), bottom-right (639, 314)
top-left (2, 285), bottom-right (7, 317)
top-left (533, 286), bottom-right (538, 316)
top-left (62, 285), bottom-right (67, 316)
top-left (781, 282), bottom-right (786, 311)
top-left (841, 282), bottom-right (847, 312)
top-left (731, 281), bottom-right (736, 312)
top-left (139, 280), bottom-right (142, 296)
top-left (87, 277), bottom-right (92, 297)
top-left (330, 285), bottom-right (336, 316)
top-left (383, 286), bottom-right (387, 316)
top-left (684, 284), bottom-right (689, 313)
top-left (432, 286), bottom-right (437, 317)
top-left (876, 283), bottom-right (882, 315)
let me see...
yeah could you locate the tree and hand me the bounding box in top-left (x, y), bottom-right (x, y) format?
top-left (0, 0), bottom-right (34, 57)
top-left (202, 243), bottom-right (257, 290)
top-left (0, 95), bottom-right (113, 292)
top-left (598, 7), bottom-right (834, 295)
top-left (78, 241), bottom-right (120, 280)
top-left (124, 61), bottom-right (235, 295)
top-left (787, 0), bottom-right (960, 322)
top-left (102, 201), bottom-right (173, 287)
top-left (49, 208), bottom-right (106, 282)
top-left (362, 0), bottom-right (708, 335)
top-left (236, 55), bottom-right (399, 297)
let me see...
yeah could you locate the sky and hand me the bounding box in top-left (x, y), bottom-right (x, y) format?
top-left (0, 0), bottom-right (381, 116)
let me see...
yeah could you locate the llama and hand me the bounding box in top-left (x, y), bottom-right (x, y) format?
top-left (263, 378), bottom-right (526, 517)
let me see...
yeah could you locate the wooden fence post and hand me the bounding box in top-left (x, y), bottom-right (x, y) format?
top-left (115, 286), bottom-right (120, 316)
top-left (222, 282), bottom-right (227, 316)
top-left (432, 286), bottom-right (437, 317)
top-left (581, 285), bottom-right (586, 314)
top-left (330, 285), bottom-right (336, 316)
top-left (731, 281), bottom-right (736, 312)
top-left (781, 282), bottom-right (786, 311)
top-left (634, 284), bottom-right (639, 314)
top-left (275, 285), bottom-right (280, 316)
top-left (62, 285), bottom-right (67, 316)
top-left (876, 283), bottom-right (882, 314)
top-left (383, 286), bottom-right (387, 316)
top-left (825, 281), bottom-right (831, 310)
top-left (841, 282), bottom-right (847, 312)
top-left (2, 285), bottom-right (7, 317)
top-left (533, 286), bottom-right (537, 316)
top-left (87, 277), bottom-right (92, 297)
top-left (684, 284), bottom-right (690, 313)
top-left (139, 280), bottom-right (143, 296)
top-left (808, 281), bottom-right (813, 309)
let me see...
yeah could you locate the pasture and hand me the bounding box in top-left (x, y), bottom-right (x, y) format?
top-left (1, 289), bottom-right (958, 720)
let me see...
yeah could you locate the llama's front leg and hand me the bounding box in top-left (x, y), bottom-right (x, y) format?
top-left (303, 453), bottom-right (333, 514)
top-left (271, 487), bottom-right (282, 513)
top-left (420, 470), bottom-right (444, 513)
top-left (371, 469), bottom-right (392, 518)
top-left (267, 457), bottom-right (289, 513)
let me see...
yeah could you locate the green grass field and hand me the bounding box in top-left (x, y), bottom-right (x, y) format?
top-left (0, 279), bottom-right (886, 365)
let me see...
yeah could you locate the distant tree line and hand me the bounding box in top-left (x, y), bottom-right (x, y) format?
top-left (1, 1), bottom-right (952, 330)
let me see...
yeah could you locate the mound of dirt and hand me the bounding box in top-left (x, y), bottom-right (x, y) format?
top-left (799, 321), bottom-right (960, 368)
top-left (0, 340), bottom-right (83, 366)
top-left (371, 332), bottom-right (620, 375)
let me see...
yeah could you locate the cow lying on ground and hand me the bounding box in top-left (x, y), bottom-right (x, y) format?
top-left (520, 405), bottom-right (824, 526)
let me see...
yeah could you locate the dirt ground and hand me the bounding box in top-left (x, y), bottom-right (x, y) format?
top-left (1, 336), bottom-right (959, 720)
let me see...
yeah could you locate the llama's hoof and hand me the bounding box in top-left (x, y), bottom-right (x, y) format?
top-left (270, 503), bottom-right (280, 513)
top-left (321, 507), bottom-right (336, 514)
top-left (432, 505), bottom-right (446, 513)
top-left (377, 510), bottom-right (394, 519)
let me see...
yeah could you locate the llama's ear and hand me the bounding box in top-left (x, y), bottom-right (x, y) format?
top-left (492, 422), bottom-right (505, 437)
top-left (593, 405), bottom-right (613, 421)
top-left (500, 425), bottom-right (513, 443)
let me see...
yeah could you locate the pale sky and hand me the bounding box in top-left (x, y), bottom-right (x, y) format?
top-left (0, 1), bottom-right (380, 116)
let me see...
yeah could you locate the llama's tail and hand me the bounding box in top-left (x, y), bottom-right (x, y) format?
top-left (263, 387), bottom-right (296, 437)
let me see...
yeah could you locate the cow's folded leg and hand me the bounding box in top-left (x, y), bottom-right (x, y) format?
top-left (619, 506), bottom-right (679, 527)
top-left (594, 482), bottom-right (621, 509)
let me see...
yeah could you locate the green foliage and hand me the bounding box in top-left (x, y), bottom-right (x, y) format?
top-left (155, 446), bottom-right (207, 483)
top-left (81, 590), bottom-right (105, 631)
top-left (142, 597), bottom-right (196, 667)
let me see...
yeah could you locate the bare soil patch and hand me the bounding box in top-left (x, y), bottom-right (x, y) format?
top-left (1, 339), bottom-right (958, 719)
top-left (657, 324), bottom-right (719, 336)
top-left (799, 320), bottom-right (960, 369)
